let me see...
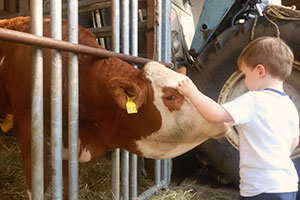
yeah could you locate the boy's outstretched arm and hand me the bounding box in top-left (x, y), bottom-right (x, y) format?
top-left (177, 78), bottom-right (234, 124)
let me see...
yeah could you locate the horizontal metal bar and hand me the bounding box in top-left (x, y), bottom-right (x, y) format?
top-left (44, 0), bottom-right (110, 14)
top-left (87, 21), bottom-right (147, 38)
top-left (78, 2), bottom-right (111, 12)
top-left (0, 0), bottom-right (147, 19)
top-left (43, 0), bottom-right (147, 15)
top-left (0, 27), bottom-right (173, 68)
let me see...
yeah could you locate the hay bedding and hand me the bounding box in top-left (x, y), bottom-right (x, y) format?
top-left (0, 135), bottom-right (238, 200)
top-left (0, 136), bottom-right (117, 200)
top-left (0, 135), bottom-right (27, 200)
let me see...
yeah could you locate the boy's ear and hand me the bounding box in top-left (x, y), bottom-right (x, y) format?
top-left (256, 64), bottom-right (266, 78)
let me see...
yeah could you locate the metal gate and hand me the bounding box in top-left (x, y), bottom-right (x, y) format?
top-left (110, 1), bottom-right (172, 199)
top-left (0, 0), bottom-right (172, 199)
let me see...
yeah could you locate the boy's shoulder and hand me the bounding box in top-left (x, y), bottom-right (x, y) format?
top-left (243, 90), bottom-right (297, 111)
top-left (246, 90), bottom-right (289, 100)
top-left (250, 90), bottom-right (298, 119)
top-left (237, 90), bottom-right (267, 101)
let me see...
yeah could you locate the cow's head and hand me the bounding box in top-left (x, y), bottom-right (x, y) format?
top-left (107, 61), bottom-right (229, 159)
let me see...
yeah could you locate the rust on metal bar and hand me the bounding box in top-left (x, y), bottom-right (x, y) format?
top-left (0, 27), bottom-right (173, 68)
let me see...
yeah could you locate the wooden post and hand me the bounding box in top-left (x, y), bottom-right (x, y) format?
top-left (146, 0), bottom-right (155, 59)
top-left (19, 0), bottom-right (30, 16)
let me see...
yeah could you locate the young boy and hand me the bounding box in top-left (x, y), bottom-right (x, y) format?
top-left (177, 36), bottom-right (299, 200)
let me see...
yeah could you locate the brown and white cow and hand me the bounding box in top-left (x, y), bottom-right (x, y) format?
top-left (0, 17), bottom-right (229, 198)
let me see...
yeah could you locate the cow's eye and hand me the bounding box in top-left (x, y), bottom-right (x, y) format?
top-left (162, 87), bottom-right (184, 111)
top-left (166, 95), bottom-right (175, 100)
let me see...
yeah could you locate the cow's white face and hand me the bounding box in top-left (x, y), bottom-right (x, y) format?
top-left (135, 62), bottom-right (229, 159)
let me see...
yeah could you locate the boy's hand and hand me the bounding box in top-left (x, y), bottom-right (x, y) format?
top-left (177, 77), bottom-right (234, 124)
top-left (177, 78), bottom-right (199, 97)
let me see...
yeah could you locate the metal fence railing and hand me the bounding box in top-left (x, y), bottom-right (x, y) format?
top-left (111, 1), bottom-right (172, 199)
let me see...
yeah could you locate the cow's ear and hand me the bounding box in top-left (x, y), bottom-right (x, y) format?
top-left (175, 66), bottom-right (187, 75)
top-left (108, 77), bottom-right (145, 110)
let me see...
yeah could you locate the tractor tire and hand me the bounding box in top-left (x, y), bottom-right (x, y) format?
top-left (190, 16), bottom-right (300, 186)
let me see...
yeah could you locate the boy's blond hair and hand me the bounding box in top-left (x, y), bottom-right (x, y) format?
top-left (238, 36), bottom-right (294, 80)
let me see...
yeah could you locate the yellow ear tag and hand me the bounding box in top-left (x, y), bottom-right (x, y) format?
top-left (126, 96), bottom-right (138, 114)
top-left (0, 113), bottom-right (13, 133)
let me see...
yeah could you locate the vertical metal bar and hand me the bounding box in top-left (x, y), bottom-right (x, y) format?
top-left (30, 0), bottom-right (44, 199)
top-left (154, 0), bottom-right (162, 189)
top-left (112, 0), bottom-right (120, 53)
top-left (121, 1), bottom-right (130, 199)
top-left (50, 0), bottom-right (63, 199)
top-left (161, 0), bottom-right (172, 188)
top-left (163, 160), bottom-right (167, 186)
top-left (68, 0), bottom-right (79, 200)
top-left (121, 0), bottom-right (129, 55)
top-left (167, 159), bottom-right (172, 185)
top-left (112, 149), bottom-right (120, 200)
top-left (111, 0), bottom-right (120, 199)
top-left (130, 0), bottom-right (138, 199)
top-left (154, 160), bottom-right (161, 186)
top-left (130, 0), bottom-right (138, 57)
top-left (161, 0), bottom-right (172, 63)
top-left (130, 154), bottom-right (137, 199)
top-left (121, 149), bottom-right (129, 200)
top-left (156, 0), bottom-right (162, 61)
